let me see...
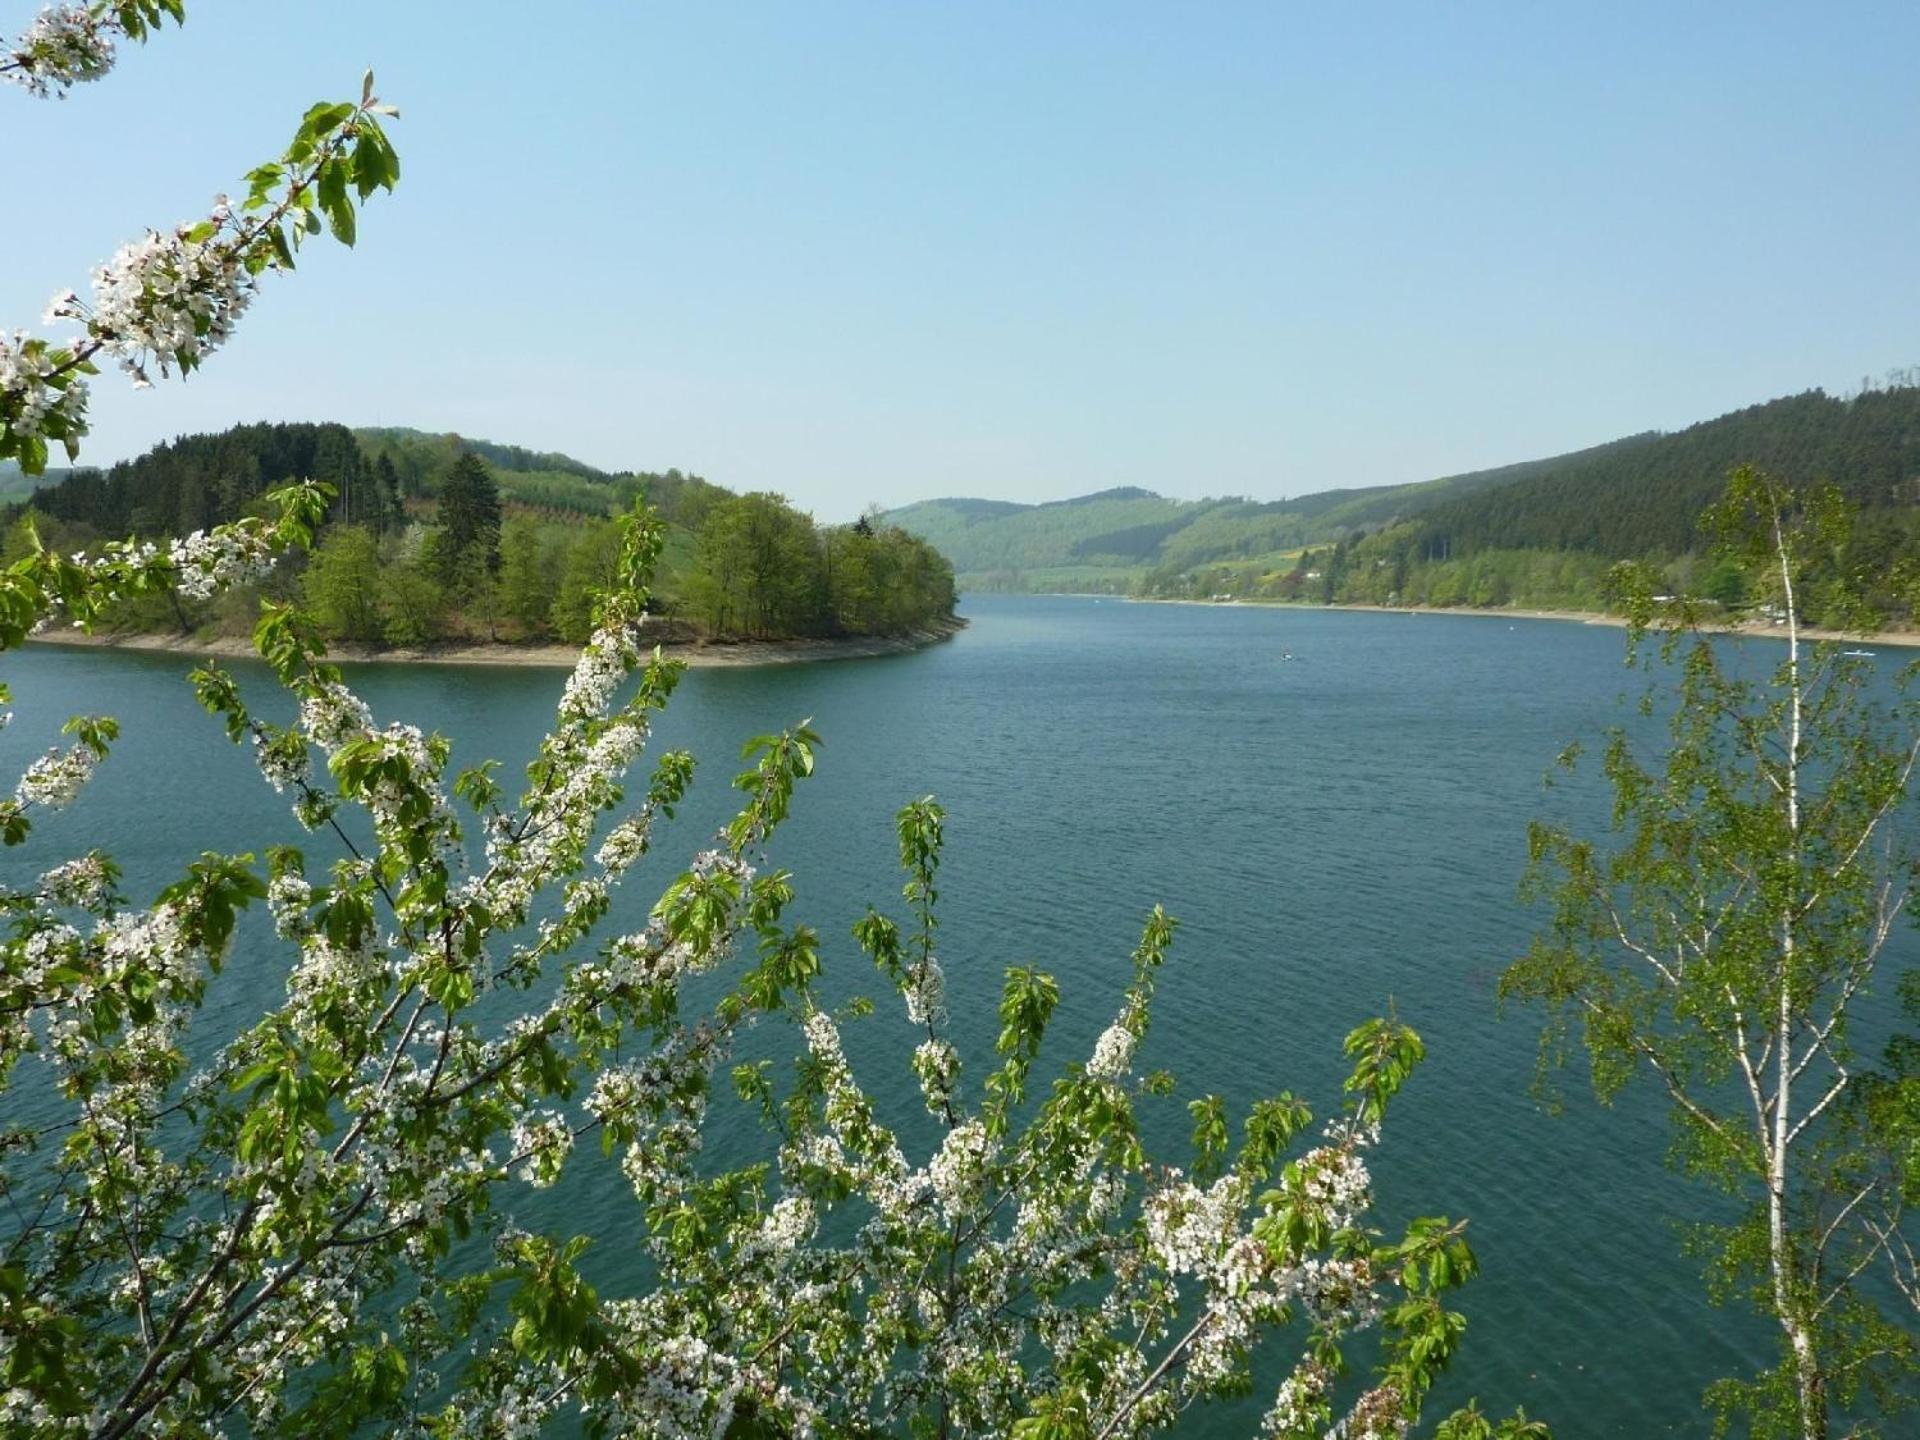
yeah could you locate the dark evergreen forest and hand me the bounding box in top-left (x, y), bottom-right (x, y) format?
top-left (1407, 387), bottom-right (1920, 560)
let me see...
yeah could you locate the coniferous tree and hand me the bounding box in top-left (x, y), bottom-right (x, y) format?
top-left (432, 451), bottom-right (503, 582)
top-left (374, 452), bottom-right (403, 532)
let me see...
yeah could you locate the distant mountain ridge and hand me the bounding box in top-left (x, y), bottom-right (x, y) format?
top-left (881, 387), bottom-right (1920, 592)
top-left (0, 457), bottom-right (70, 506)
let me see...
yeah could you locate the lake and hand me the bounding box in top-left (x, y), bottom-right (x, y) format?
top-left (9, 593), bottom-right (1892, 1434)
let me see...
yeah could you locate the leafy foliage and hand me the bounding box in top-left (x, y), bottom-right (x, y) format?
top-left (1502, 470), bottom-right (1920, 1437)
top-left (0, 485), bottom-right (1542, 1437)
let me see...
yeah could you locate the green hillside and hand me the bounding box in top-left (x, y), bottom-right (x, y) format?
top-left (881, 487), bottom-right (1229, 588)
top-left (884, 386), bottom-right (1920, 606)
top-left (1297, 430), bottom-right (1663, 534)
top-left (0, 458), bottom-right (66, 507)
top-left (875, 442), bottom-right (1662, 592)
top-left (353, 426), bottom-right (731, 527)
top-left (1406, 388), bottom-right (1920, 558)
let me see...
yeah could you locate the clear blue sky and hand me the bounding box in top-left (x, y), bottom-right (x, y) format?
top-left (9, 1), bottom-right (1917, 519)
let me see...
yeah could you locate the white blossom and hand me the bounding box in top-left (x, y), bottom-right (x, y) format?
top-left (1297, 1141), bottom-right (1373, 1230)
top-left (56, 208), bottom-right (257, 388)
top-left (4, 5), bottom-right (114, 98)
top-left (0, 329), bottom-right (88, 445)
top-left (911, 1037), bottom-right (959, 1116)
top-left (594, 811), bottom-right (652, 874)
top-left (509, 1110), bottom-right (574, 1188)
top-left (39, 853), bottom-right (110, 909)
top-left (1260, 1358), bottom-right (1331, 1436)
top-left (170, 526), bottom-right (276, 600)
top-left (298, 682), bottom-right (374, 751)
top-left (15, 742), bottom-right (97, 810)
top-left (927, 1119), bottom-right (997, 1223)
top-left (903, 954), bottom-right (945, 1027)
top-left (252, 728), bottom-right (308, 793)
top-left (758, 1195), bottom-right (816, 1255)
top-left (1087, 1022), bottom-right (1136, 1081)
top-left (559, 626), bottom-right (637, 719)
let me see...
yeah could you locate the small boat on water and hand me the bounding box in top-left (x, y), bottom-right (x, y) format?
top-left (1842, 649), bottom-right (1877, 658)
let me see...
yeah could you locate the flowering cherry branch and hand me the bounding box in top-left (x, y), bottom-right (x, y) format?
top-left (0, 17), bottom-right (1554, 1437)
top-left (0, 494), bottom-right (1549, 1438)
top-left (1, 2), bottom-right (183, 98)
top-left (1, 71), bottom-right (399, 474)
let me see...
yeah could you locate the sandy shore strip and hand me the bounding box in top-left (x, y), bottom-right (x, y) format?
top-left (27, 616), bottom-right (968, 670)
top-left (1119, 595), bottom-right (1920, 650)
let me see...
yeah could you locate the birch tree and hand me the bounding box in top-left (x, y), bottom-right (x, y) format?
top-left (1504, 467), bottom-right (1919, 1437)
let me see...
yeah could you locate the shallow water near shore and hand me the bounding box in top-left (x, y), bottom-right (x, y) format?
top-left (6, 593), bottom-right (1908, 1433)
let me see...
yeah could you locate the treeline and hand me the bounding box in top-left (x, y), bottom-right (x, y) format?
top-left (683, 493), bottom-right (956, 638)
top-left (1148, 536), bottom-right (1619, 611)
top-left (299, 485), bottom-right (954, 646)
top-left (353, 426), bottom-right (734, 523)
top-left (1145, 505), bottom-right (1920, 628)
top-left (3, 421), bottom-right (956, 647)
top-left (29, 422), bottom-right (405, 536)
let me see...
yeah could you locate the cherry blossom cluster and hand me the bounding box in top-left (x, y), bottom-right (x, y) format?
top-left (46, 204), bottom-right (256, 387)
top-left (3, 66), bottom-right (396, 477)
top-left (3, 4), bottom-right (115, 97)
top-left (167, 522), bottom-right (278, 598)
top-left (902, 951), bottom-right (945, 1026)
top-left (0, 330), bottom-right (88, 443)
top-left (911, 1035), bottom-right (960, 1115)
top-left (13, 739), bottom-right (98, 809)
top-left (38, 852), bottom-right (112, 909)
top-left (1087, 1020), bottom-right (1137, 1080)
top-left (1261, 1358), bottom-right (1332, 1437)
top-left (511, 1110), bottom-right (575, 1188)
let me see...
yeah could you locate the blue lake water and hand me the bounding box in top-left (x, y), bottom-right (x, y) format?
top-left (8, 593), bottom-right (1901, 1434)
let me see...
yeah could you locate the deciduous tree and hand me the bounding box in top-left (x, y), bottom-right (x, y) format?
top-left (1504, 468), bottom-right (1919, 1437)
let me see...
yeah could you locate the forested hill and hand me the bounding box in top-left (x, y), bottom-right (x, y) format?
top-left (0, 459), bottom-right (52, 506)
top-left (19, 422), bottom-right (737, 537)
top-left (5, 421), bottom-right (955, 648)
top-left (1408, 387), bottom-right (1920, 557)
top-left (880, 434), bottom-right (1668, 591)
top-left (883, 384), bottom-right (1920, 600)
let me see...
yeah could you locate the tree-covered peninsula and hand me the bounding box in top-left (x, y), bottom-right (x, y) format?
top-left (4, 421), bottom-right (958, 649)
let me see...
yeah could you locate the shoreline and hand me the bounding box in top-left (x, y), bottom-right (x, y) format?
top-left (1111, 594), bottom-right (1920, 649)
top-left (26, 615), bottom-right (968, 670)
